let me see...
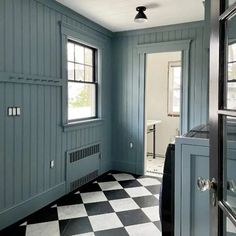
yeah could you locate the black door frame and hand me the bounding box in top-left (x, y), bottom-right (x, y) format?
top-left (209, 0), bottom-right (236, 235)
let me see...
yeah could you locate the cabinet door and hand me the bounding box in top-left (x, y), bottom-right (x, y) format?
top-left (175, 140), bottom-right (210, 236)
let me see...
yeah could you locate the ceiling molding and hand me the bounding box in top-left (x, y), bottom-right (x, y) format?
top-left (114, 21), bottom-right (205, 37)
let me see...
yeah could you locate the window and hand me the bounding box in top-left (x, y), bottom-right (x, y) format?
top-left (67, 40), bottom-right (97, 121)
top-left (227, 43), bottom-right (236, 110)
top-left (168, 61), bottom-right (181, 116)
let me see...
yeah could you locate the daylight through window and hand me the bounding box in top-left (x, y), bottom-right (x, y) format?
top-left (67, 40), bottom-right (97, 121)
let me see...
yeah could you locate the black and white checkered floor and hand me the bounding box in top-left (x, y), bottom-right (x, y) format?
top-left (1, 172), bottom-right (162, 236)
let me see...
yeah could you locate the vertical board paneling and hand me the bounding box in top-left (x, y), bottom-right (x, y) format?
top-left (22, 84), bottom-right (31, 200)
top-left (112, 22), bottom-right (209, 174)
top-left (37, 3), bottom-right (44, 76)
top-left (0, 84), bottom-right (5, 210)
top-left (0, 0), bottom-right (112, 229)
top-left (44, 6), bottom-right (51, 77)
top-left (30, 85), bottom-right (38, 195)
top-left (0, 0), bottom-right (5, 71)
top-left (22, 0), bottom-right (30, 75)
top-left (50, 86), bottom-right (56, 187)
top-left (30, 0), bottom-right (37, 75)
top-left (5, 0), bottom-right (14, 72)
top-left (13, 0), bottom-right (23, 74)
top-left (37, 85), bottom-right (45, 192)
top-left (5, 83), bottom-right (14, 208)
top-left (13, 83), bottom-right (23, 204)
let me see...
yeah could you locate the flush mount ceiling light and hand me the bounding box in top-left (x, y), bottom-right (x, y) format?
top-left (134, 6), bottom-right (148, 23)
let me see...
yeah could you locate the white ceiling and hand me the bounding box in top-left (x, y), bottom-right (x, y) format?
top-left (56, 0), bottom-right (205, 32)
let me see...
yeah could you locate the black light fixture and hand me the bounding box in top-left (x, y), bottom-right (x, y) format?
top-left (134, 6), bottom-right (148, 23)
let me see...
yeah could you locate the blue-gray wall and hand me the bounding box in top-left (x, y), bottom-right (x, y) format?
top-left (111, 22), bottom-right (209, 174)
top-left (0, 0), bottom-right (210, 230)
top-left (0, 0), bottom-right (112, 229)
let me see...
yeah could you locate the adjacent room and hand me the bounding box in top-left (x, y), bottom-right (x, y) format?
top-left (145, 51), bottom-right (182, 177)
top-left (0, 0), bottom-right (236, 235)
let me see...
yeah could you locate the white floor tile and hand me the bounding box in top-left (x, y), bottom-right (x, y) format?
top-left (20, 221), bottom-right (27, 226)
top-left (89, 213), bottom-right (123, 232)
top-left (26, 221), bottom-right (60, 236)
top-left (125, 187), bottom-right (152, 198)
top-left (98, 181), bottom-right (123, 191)
top-left (125, 222), bottom-right (161, 236)
top-left (112, 173), bottom-right (135, 181)
top-left (137, 178), bottom-right (161, 186)
top-left (142, 206), bottom-right (160, 221)
top-left (75, 233), bottom-right (95, 236)
top-left (81, 191), bottom-right (107, 204)
top-left (109, 198), bottom-right (139, 212)
top-left (57, 204), bottom-right (87, 220)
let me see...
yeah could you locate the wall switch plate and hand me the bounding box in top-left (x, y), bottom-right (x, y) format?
top-left (8, 107), bottom-right (13, 116)
top-left (50, 160), bottom-right (54, 168)
top-left (16, 107), bottom-right (21, 116)
top-left (12, 107), bottom-right (17, 116)
top-left (7, 107), bottom-right (21, 117)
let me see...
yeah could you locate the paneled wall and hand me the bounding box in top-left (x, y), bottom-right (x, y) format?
top-left (0, 0), bottom-right (210, 229)
top-left (112, 22), bottom-right (209, 174)
top-left (0, 0), bottom-right (112, 229)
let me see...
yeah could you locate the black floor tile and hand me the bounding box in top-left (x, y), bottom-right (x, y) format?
top-left (1, 171), bottom-right (163, 235)
top-left (119, 180), bottom-right (142, 188)
top-left (95, 227), bottom-right (129, 236)
top-left (117, 209), bottom-right (150, 226)
top-left (133, 195), bottom-right (159, 208)
top-left (153, 221), bottom-right (162, 231)
top-left (96, 174), bottom-right (116, 182)
top-left (57, 193), bottom-right (83, 206)
top-left (27, 207), bottom-right (58, 224)
top-left (59, 217), bottom-right (92, 236)
top-left (104, 189), bottom-right (130, 200)
top-left (85, 201), bottom-right (114, 216)
top-left (79, 183), bottom-right (102, 193)
top-left (145, 185), bottom-right (161, 194)
top-left (0, 225), bottom-right (26, 236)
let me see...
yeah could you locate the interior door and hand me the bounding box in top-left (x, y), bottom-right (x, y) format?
top-left (209, 0), bottom-right (236, 235)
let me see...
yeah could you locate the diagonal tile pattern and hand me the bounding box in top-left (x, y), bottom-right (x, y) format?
top-left (0, 171), bottom-right (162, 236)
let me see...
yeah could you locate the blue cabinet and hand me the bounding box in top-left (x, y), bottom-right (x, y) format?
top-left (175, 137), bottom-right (210, 236)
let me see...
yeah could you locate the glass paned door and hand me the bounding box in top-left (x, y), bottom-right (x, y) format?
top-left (209, 1), bottom-right (236, 235)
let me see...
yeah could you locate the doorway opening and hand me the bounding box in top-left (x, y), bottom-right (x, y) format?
top-left (144, 51), bottom-right (182, 177)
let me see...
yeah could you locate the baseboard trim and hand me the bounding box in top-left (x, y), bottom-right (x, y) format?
top-left (112, 161), bottom-right (136, 174)
top-left (0, 182), bottom-right (66, 230)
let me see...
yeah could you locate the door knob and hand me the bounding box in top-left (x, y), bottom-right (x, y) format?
top-left (197, 177), bottom-right (217, 206)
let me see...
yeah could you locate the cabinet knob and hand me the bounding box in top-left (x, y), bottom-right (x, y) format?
top-left (197, 177), bottom-right (217, 192)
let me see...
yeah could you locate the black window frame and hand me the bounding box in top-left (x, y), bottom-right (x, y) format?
top-left (67, 39), bottom-right (98, 122)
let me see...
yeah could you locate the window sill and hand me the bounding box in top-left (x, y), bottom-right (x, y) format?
top-left (63, 118), bottom-right (103, 132)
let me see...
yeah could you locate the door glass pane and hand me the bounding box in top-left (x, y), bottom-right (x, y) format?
top-left (223, 216), bottom-right (236, 235)
top-left (223, 116), bottom-right (236, 216)
top-left (227, 0), bottom-right (236, 8)
top-left (225, 14), bottom-right (236, 109)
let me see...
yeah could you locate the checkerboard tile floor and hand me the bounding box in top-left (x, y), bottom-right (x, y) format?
top-left (0, 172), bottom-right (162, 236)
